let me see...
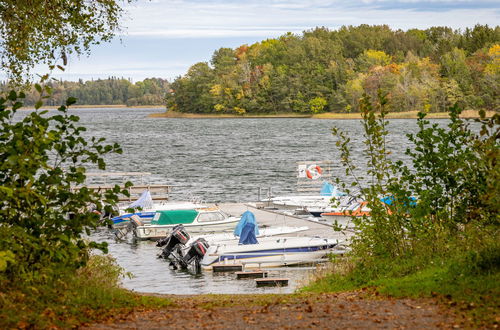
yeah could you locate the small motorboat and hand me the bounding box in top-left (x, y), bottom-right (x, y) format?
top-left (320, 201), bottom-right (371, 228)
top-left (111, 190), bottom-right (206, 227)
top-left (185, 210), bottom-right (309, 244)
top-left (263, 181), bottom-right (346, 213)
top-left (156, 211), bottom-right (341, 272)
top-left (200, 236), bottom-right (344, 269)
top-left (200, 211), bottom-right (346, 269)
top-left (130, 206), bottom-right (241, 240)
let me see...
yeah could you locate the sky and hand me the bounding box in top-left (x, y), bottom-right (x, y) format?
top-left (35, 0), bottom-right (500, 82)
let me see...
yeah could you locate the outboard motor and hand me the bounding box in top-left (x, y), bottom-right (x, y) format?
top-left (157, 225), bottom-right (190, 259)
top-left (178, 238), bottom-right (210, 271)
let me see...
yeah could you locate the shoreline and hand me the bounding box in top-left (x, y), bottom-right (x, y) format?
top-left (149, 109), bottom-right (497, 119)
top-left (20, 104), bottom-right (166, 110)
top-left (17, 105), bottom-right (497, 119)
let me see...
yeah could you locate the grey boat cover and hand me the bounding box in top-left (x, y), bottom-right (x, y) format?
top-left (128, 190), bottom-right (154, 209)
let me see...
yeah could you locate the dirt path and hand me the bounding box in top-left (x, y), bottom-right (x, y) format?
top-left (82, 291), bottom-right (459, 329)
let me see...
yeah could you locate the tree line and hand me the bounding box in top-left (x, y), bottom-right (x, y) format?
top-left (0, 77), bottom-right (170, 107)
top-left (166, 24), bottom-right (499, 114)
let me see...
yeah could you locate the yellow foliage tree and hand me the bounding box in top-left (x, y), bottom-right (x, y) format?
top-left (485, 44), bottom-right (500, 75)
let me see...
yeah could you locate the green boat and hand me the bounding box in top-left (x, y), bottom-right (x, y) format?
top-left (132, 207), bottom-right (240, 240)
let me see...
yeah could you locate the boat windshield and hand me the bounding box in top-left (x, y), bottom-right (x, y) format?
top-left (197, 211), bottom-right (226, 222)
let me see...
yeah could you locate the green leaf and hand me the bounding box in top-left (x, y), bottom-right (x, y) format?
top-left (35, 100), bottom-right (43, 109)
top-left (12, 102), bottom-right (23, 111)
top-left (8, 91), bottom-right (17, 101)
top-left (66, 97), bottom-right (77, 106)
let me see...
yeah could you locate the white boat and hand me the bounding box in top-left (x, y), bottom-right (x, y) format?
top-left (200, 236), bottom-right (346, 269)
top-left (111, 190), bottom-right (207, 227)
top-left (306, 195), bottom-right (364, 217)
top-left (132, 206), bottom-right (240, 240)
top-left (319, 202), bottom-right (371, 228)
top-left (187, 225), bottom-right (310, 245)
top-left (263, 181), bottom-right (347, 215)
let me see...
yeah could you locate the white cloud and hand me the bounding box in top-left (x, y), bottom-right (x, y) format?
top-left (17, 0), bottom-right (499, 81)
top-left (122, 0), bottom-right (499, 38)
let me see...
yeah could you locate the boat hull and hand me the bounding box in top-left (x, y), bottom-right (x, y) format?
top-left (134, 218), bottom-right (240, 240)
top-left (201, 237), bottom-right (344, 269)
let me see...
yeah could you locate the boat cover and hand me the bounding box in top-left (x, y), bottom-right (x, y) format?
top-left (128, 190), bottom-right (154, 209)
top-left (380, 196), bottom-right (417, 207)
top-left (238, 222), bottom-right (258, 245)
top-left (320, 181), bottom-right (346, 197)
top-left (320, 181), bottom-right (334, 196)
top-left (151, 209), bottom-right (199, 225)
top-left (234, 210), bottom-right (259, 237)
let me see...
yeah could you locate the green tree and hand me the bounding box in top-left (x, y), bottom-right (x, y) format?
top-left (0, 86), bottom-right (128, 280)
top-left (331, 93), bottom-right (499, 271)
top-left (0, 0), bottom-right (131, 81)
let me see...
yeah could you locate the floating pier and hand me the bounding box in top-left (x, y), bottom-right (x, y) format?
top-left (71, 172), bottom-right (171, 202)
top-left (212, 263), bottom-right (243, 273)
top-left (255, 278), bottom-right (289, 287)
top-left (235, 270), bottom-right (268, 279)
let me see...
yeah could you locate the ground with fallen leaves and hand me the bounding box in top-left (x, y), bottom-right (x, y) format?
top-left (81, 291), bottom-right (465, 329)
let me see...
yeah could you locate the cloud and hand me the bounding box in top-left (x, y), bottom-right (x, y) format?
top-left (16, 0), bottom-right (498, 81)
top-left (122, 0), bottom-right (499, 38)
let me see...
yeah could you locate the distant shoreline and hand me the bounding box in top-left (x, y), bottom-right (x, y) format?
top-left (149, 109), bottom-right (497, 119)
top-left (20, 104), bottom-right (166, 110)
top-left (17, 106), bottom-right (496, 119)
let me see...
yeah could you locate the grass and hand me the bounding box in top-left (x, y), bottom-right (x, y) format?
top-left (0, 255), bottom-right (174, 329)
top-left (301, 252), bottom-right (500, 327)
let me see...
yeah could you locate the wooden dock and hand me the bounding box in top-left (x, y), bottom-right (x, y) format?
top-left (71, 172), bottom-right (171, 202)
top-left (235, 270), bottom-right (268, 279)
top-left (255, 278), bottom-right (289, 287)
top-left (212, 263), bottom-right (243, 273)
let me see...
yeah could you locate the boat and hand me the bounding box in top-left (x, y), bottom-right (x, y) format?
top-left (307, 195), bottom-right (363, 217)
top-left (263, 181), bottom-right (346, 213)
top-left (318, 195), bottom-right (416, 226)
top-left (185, 210), bottom-right (309, 244)
top-left (200, 235), bottom-right (345, 269)
top-left (111, 190), bottom-right (206, 227)
top-left (157, 211), bottom-right (341, 271)
top-left (320, 201), bottom-right (371, 228)
top-left (198, 212), bottom-right (345, 269)
top-left (131, 206), bottom-right (241, 240)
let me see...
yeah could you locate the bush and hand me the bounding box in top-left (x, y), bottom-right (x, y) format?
top-left (0, 83), bottom-right (129, 283)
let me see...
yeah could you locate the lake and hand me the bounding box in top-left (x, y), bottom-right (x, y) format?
top-left (33, 107), bottom-right (447, 294)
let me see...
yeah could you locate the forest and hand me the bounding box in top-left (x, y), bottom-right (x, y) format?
top-left (166, 24), bottom-right (499, 114)
top-left (0, 77), bottom-right (169, 106)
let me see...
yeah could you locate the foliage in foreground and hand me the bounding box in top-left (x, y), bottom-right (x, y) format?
top-left (0, 83), bottom-right (161, 328)
top-left (302, 94), bottom-right (499, 326)
top-left (0, 81), bottom-right (131, 283)
top-left (0, 255), bottom-right (173, 329)
top-left (0, 0), bottom-right (131, 82)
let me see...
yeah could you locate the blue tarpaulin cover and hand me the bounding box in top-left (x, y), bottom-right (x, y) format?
top-left (381, 196), bottom-right (417, 207)
top-left (234, 210), bottom-right (260, 237)
top-left (239, 222), bottom-right (259, 245)
top-left (128, 190), bottom-right (154, 209)
top-left (320, 181), bottom-right (346, 197)
top-left (320, 181), bottom-right (334, 196)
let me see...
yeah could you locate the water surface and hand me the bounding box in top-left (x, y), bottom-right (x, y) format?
top-left (23, 107), bottom-right (454, 294)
